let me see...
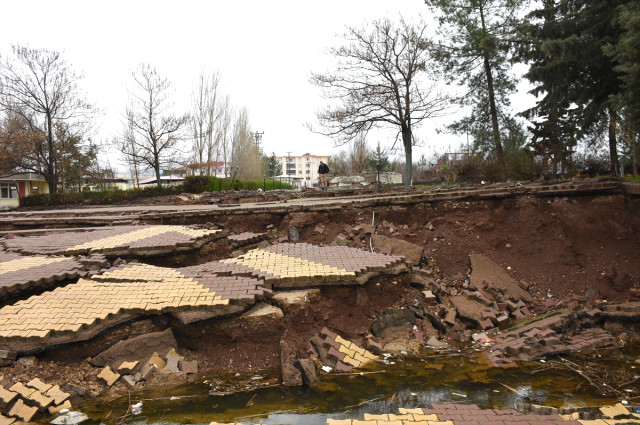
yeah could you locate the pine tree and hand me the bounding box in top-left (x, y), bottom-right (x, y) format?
top-left (424, 0), bottom-right (522, 165)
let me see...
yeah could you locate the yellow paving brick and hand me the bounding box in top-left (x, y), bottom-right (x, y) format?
top-left (600, 404), bottom-right (630, 418)
top-left (342, 356), bottom-right (361, 367)
top-left (363, 414), bottom-right (389, 420)
top-left (363, 351), bottom-right (379, 361)
top-left (335, 335), bottom-right (353, 348)
top-left (325, 420), bottom-right (353, 425)
top-left (412, 414), bottom-right (439, 421)
top-left (353, 352), bottom-right (370, 365)
top-left (338, 345), bottom-right (356, 358)
top-left (350, 344), bottom-right (366, 356)
top-left (387, 414), bottom-right (415, 422)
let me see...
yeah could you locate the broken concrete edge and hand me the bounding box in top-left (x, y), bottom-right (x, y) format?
top-left (481, 305), bottom-right (624, 366)
top-left (0, 300), bottom-right (261, 354)
top-left (0, 264), bottom-right (408, 354)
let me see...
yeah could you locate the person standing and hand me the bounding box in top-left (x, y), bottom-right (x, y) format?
top-left (318, 160), bottom-right (329, 190)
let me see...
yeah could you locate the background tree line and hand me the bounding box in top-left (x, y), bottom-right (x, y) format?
top-left (0, 50), bottom-right (269, 193)
top-left (312, 0), bottom-right (639, 184)
top-left (2, 0), bottom-right (638, 193)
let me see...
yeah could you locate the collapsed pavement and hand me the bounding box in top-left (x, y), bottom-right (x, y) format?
top-left (0, 186), bottom-right (638, 423)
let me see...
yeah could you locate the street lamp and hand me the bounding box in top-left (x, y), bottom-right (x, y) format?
top-left (230, 165), bottom-right (240, 190)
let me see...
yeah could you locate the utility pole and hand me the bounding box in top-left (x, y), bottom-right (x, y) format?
top-left (253, 131), bottom-right (264, 154)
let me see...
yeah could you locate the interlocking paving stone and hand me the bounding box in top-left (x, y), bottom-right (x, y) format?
top-left (26, 390), bottom-right (54, 409)
top-left (208, 403), bottom-right (611, 424)
top-left (43, 385), bottom-right (70, 405)
top-left (0, 244), bottom-right (404, 350)
top-left (7, 399), bottom-right (37, 422)
top-left (0, 414), bottom-right (15, 425)
top-left (0, 386), bottom-right (17, 407)
top-left (0, 263), bottom-right (264, 349)
top-left (97, 367), bottom-right (120, 387)
top-left (227, 232), bottom-right (267, 247)
top-left (48, 400), bottom-right (72, 416)
top-left (26, 378), bottom-right (52, 394)
top-left (221, 243), bottom-right (405, 288)
top-left (320, 328), bottom-right (378, 370)
top-left (2, 225), bottom-right (221, 256)
top-left (0, 252), bottom-right (86, 297)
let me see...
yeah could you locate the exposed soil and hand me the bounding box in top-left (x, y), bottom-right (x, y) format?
top-left (1, 192), bottom-right (639, 403)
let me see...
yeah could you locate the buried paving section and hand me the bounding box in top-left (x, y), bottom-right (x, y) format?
top-left (0, 244), bottom-right (406, 352)
top-left (207, 403), bottom-right (640, 425)
top-left (1, 225), bottom-right (221, 257)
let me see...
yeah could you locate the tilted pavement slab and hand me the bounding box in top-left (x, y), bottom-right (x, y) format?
top-left (220, 243), bottom-right (406, 289)
top-left (0, 252), bottom-right (87, 298)
top-left (0, 244), bottom-right (406, 352)
top-left (0, 262), bottom-right (265, 352)
top-left (1, 225), bottom-right (221, 257)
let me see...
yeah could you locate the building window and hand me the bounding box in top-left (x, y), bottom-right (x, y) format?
top-left (0, 183), bottom-right (18, 199)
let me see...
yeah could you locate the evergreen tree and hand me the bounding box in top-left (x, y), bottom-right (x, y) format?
top-left (424, 0), bottom-right (522, 165)
top-left (262, 152), bottom-right (281, 178)
top-left (368, 143), bottom-right (391, 187)
top-left (518, 0), bottom-right (627, 175)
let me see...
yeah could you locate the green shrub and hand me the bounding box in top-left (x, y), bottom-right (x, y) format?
top-left (19, 175), bottom-right (296, 208)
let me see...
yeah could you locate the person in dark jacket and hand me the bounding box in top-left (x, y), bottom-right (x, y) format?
top-left (318, 161), bottom-right (329, 190)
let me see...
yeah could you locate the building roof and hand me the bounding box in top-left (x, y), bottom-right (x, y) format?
top-left (0, 172), bottom-right (46, 182)
top-left (138, 175), bottom-right (185, 185)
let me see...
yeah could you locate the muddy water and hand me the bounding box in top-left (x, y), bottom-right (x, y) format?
top-left (81, 344), bottom-right (640, 425)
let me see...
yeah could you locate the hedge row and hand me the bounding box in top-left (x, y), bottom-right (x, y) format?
top-left (182, 175), bottom-right (293, 193)
top-left (19, 175), bottom-right (293, 207)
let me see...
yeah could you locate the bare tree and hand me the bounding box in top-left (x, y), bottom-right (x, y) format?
top-left (125, 63), bottom-right (189, 187)
top-left (231, 107), bottom-right (261, 180)
top-left (350, 133), bottom-right (371, 174)
top-left (311, 17), bottom-right (449, 185)
top-left (116, 107), bottom-right (141, 188)
top-left (0, 45), bottom-right (94, 193)
top-left (217, 96), bottom-right (232, 177)
top-left (191, 69), bottom-right (222, 175)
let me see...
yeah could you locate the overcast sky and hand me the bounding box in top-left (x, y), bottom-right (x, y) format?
top-left (0, 0), bottom-right (534, 171)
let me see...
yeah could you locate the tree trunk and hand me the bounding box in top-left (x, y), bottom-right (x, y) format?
top-left (479, 4), bottom-right (503, 165)
top-left (46, 113), bottom-right (57, 194)
top-left (154, 147), bottom-right (162, 188)
top-left (402, 128), bottom-right (412, 185)
top-left (633, 131), bottom-right (638, 177)
top-left (608, 109), bottom-right (619, 176)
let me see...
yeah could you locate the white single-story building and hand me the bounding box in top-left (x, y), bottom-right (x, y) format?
top-left (272, 175), bottom-right (304, 190)
top-left (0, 173), bottom-right (49, 210)
top-left (138, 175), bottom-right (185, 186)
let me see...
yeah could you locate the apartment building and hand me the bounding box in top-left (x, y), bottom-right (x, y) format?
top-left (275, 153), bottom-right (330, 187)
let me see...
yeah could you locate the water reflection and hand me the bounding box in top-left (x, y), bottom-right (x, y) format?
top-left (83, 344), bottom-right (640, 425)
